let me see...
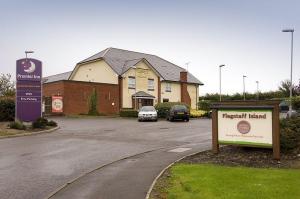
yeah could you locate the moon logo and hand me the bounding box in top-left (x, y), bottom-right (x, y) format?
top-left (23, 60), bottom-right (36, 73)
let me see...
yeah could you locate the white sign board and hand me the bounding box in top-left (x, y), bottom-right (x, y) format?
top-left (218, 109), bottom-right (272, 147)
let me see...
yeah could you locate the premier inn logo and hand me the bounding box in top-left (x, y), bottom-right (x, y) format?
top-left (237, 120), bottom-right (251, 134)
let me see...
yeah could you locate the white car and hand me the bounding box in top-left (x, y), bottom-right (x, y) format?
top-left (138, 106), bottom-right (158, 122)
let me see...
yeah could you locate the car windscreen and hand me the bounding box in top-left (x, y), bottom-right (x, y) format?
top-left (140, 106), bottom-right (156, 111)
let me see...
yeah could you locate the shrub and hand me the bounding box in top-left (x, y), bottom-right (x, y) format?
top-left (120, 109), bottom-right (138, 117)
top-left (280, 117), bottom-right (300, 151)
top-left (292, 97), bottom-right (300, 110)
top-left (32, 117), bottom-right (48, 129)
top-left (47, 120), bottom-right (57, 127)
top-left (0, 98), bottom-right (15, 121)
top-left (9, 120), bottom-right (26, 130)
top-left (155, 102), bottom-right (190, 118)
top-left (198, 100), bottom-right (211, 112)
top-left (190, 109), bottom-right (207, 118)
top-left (88, 89), bottom-right (99, 116)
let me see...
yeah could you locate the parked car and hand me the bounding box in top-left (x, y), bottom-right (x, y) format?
top-left (138, 106), bottom-right (158, 122)
top-left (167, 105), bottom-right (190, 122)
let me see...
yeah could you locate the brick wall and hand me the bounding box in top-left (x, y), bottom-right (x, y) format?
top-left (43, 80), bottom-right (119, 115)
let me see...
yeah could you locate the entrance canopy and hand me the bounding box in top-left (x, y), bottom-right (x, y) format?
top-left (132, 91), bottom-right (155, 99)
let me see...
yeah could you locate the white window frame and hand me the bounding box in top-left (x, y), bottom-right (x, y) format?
top-left (128, 76), bottom-right (136, 89)
top-left (165, 83), bottom-right (171, 92)
top-left (148, 79), bottom-right (155, 91)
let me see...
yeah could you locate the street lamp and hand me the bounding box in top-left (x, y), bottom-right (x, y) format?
top-left (219, 64), bottom-right (225, 101)
top-left (25, 51), bottom-right (34, 59)
top-left (282, 28), bottom-right (294, 111)
top-left (243, 75), bottom-right (247, 101)
top-left (256, 81), bottom-right (259, 100)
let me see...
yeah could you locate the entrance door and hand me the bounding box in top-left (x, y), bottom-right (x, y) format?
top-left (141, 99), bottom-right (153, 106)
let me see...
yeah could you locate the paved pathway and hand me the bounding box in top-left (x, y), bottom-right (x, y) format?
top-left (0, 117), bottom-right (211, 199)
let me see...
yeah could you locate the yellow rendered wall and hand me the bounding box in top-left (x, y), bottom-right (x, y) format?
top-left (70, 60), bottom-right (118, 84)
top-left (187, 84), bottom-right (199, 109)
top-left (160, 82), bottom-right (181, 103)
top-left (122, 61), bottom-right (159, 108)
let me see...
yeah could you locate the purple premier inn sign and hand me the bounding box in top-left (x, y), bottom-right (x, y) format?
top-left (16, 58), bottom-right (42, 122)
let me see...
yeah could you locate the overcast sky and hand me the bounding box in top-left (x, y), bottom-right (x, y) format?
top-left (1, 0), bottom-right (299, 95)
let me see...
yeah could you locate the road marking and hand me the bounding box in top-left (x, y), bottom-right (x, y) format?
top-left (168, 147), bottom-right (192, 153)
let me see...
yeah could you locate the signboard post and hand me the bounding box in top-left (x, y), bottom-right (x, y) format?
top-left (211, 101), bottom-right (280, 160)
top-left (16, 58), bottom-right (42, 122)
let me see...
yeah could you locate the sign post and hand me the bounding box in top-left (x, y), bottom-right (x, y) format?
top-left (16, 58), bottom-right (42, 122)
top-left (211, 101), bottom-right (280, 160)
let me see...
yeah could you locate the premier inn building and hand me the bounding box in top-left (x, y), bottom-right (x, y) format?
top-left (43, 48), bottom-right (203, 115)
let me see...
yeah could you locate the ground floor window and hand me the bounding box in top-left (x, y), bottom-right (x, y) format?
top-left (163, 98), bottom-right (169, 103)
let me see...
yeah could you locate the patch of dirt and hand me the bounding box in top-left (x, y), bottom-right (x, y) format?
top-left (181, 146), bottom-right (300, 169)
top-left (149, 169), bottom-right (171, 199)
top-left (0, 122), bottom-right (53, 137)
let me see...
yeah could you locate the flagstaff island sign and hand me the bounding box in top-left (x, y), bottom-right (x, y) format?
top-left (211, 101), bottom-right (280, 160)
top-left (16, 58), bottom-right (42, 122)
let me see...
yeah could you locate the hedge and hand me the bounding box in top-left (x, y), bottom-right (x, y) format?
top-left (292, 97), bottom-right (300, 110)
top-left (120, 109), bottom-right (138, 117)
top-left (198, 100), bottom-right (211, 112)
top-left (190, 109), bottom-right (208, 118)
top-left (0, 98), bottom-right (15, 121)
top-left (280, 117), bottom-right (300, 151)
top-left (155, 102), bottom-right (190, 118)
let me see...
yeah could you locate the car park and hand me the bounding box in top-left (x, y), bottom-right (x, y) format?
top-left (138, 106), bottom-right (158, 122)
top-left (167, 105), bottom-right (190, 122)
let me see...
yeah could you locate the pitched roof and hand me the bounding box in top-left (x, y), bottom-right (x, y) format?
top-left (78, 47), bottom-right (203, 85)
top-left (43, 71), bottom-right (72, 83)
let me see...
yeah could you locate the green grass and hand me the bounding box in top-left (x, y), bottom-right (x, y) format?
top-left (165, 164), bottom-right (300, 199)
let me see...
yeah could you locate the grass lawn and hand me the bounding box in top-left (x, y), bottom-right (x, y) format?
top-left (158, 163), bottom-right (300, 199)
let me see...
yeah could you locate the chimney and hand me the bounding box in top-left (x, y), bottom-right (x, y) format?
top-left (180, 71), bottom-right (191, 106)
top-left (180, 71), bottom-right (188, 82)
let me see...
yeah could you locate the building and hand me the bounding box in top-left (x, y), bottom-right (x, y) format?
top-left (43, 48), bottom-right (203, 115)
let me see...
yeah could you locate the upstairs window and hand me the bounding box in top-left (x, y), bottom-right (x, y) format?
top-left (128, 76), bottom-right (136, 89)
top-left (165, 83), bottom-right (171, 92)
top-left (148, 79), bottom-right (154, 91)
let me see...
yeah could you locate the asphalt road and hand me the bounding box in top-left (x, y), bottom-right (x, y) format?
top-left (0, 117), bottom-right (211, 199)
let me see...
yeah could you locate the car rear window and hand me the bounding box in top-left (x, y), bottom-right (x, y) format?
top-left (172, 105), bottom-right (187, 111)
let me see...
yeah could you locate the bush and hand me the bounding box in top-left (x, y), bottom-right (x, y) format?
top-left (88, 89), bottom-right (99, 116)
top-left (9, 120), bottom-right (26, 130)
top-left (0, 98), bottom-right (15, 121)
top-left (155, 102), bottom-right (190, 118)
top-left (292, 97), bottom-right (300, 110)
top-left (47, 120), bottom-right (57, 127)
top-left (32, 117), bottom-right (48, 129)
top-left (190, 109), bottom-right (207, 118)
top-left (120, 109), bottom-right (138, 117)
top-left (198, 100), bottom-right (211, 112)
top-left (280, 117), bottom-right (300, 151)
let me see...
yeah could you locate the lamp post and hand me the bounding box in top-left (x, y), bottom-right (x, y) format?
top-left (219, 64), bottom-right (225, 101)
top-left (243, 75), bottom-right (247, 101)
top-left (256, 81), bottom-right (259, 100)
top-left (282, 28), bottom-right (294, 111)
